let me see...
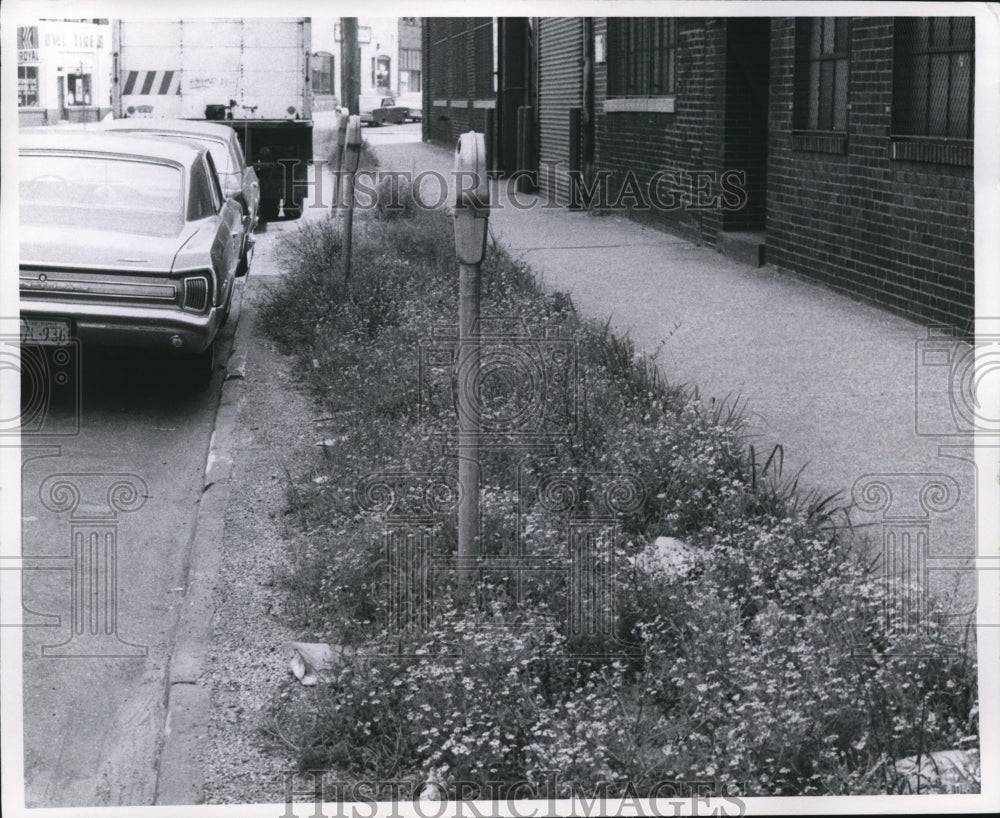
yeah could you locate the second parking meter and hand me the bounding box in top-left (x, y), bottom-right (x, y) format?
top-left (344, 115), bottom-right (362, 175)
top-left (341, 115), bottom-right (362, 281)
top-left (333, 108), bottom-right (349, 207)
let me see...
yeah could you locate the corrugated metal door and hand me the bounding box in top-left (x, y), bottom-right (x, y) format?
top-left (538, 18), bottom-right (582, 205)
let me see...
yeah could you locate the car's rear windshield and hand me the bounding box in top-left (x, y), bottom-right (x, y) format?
top-left (143, 134), bottom-right (235, 176)
top-left (19, 153), bottom-right (185, 237)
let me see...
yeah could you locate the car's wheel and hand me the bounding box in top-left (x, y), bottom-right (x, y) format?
top-left (219, 282), bottom-right (236, 327)
top-left (235, 242), bottom-right (251, 278)
top-left (187, 341), bottom-right (216, 390)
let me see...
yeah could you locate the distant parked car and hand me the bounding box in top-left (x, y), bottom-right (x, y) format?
top-left (396, 92), bottom-right (423, 122)
top-left (100, 118), bottom-right (259, 274)
top-left (19, 130), bottom-right (246, 384)
top-left (359, 96), bottom-right (409, 126)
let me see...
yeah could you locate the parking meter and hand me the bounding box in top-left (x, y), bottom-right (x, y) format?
top-left (453, 131), bottom-right (490, 265)
top-left (333, 109), bottom-right (349, 207)
top-left (452, 131), bottom-right (490, 584)
top-left (344, 115), bottom-right (362, 173)
top-left (341, 115), bottom-right (363, 281)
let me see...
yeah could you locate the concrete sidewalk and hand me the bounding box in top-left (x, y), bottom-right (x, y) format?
top-left (364, 134), bottom-right (977, 577)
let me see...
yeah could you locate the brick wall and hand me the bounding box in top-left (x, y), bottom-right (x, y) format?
top-left (594, 18), bottom-right (728, 244)
top-left (424, 18), bottom-right (494, 152)
top-left (767, 17), bottom-right (974, 330)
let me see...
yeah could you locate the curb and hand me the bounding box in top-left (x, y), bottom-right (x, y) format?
top-left (154, 282), bottom-right (251, 805)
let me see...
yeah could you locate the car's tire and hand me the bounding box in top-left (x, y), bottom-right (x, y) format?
top-left (187, 341), bottom-right (216, 391)
top-left (218, 282), bottom-right (236, 327)
top-left (235, 243), bottom-right (251, 278)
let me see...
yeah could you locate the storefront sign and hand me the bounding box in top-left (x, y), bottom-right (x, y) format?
top-left (18, 26), bottom-right (38, 63)
top-left (41, 21), bottom-right (105, 50)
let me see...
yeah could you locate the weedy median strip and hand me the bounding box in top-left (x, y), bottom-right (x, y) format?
top-left (254, 181), bottom-right (978, 798)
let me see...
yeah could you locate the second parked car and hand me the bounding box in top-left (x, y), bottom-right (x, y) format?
top-left (19, 130), bottom-right (246, 384)
top-left (101, 118), bottom-right (260, 274)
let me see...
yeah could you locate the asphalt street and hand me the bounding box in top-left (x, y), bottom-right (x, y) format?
top-left (18, 284), bottom-right (243, 806)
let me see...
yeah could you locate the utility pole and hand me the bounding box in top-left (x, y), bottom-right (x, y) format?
top-left (340, 18), bottom-right (360, 116)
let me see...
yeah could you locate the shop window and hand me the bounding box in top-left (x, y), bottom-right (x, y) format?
top-left (891, 17), bottom-right (973, 165)
top-left (607, 18), bottom-right (676, 97)
top-left (372, 54), bottom-right (391, 89)
top-left (67, 72), bottom-right (92, 106)
top-left (18, 65), bottom-right (39, 107)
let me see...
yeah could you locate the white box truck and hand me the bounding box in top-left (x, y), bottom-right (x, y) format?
top-left (112, 18), bottom-right (313, 219)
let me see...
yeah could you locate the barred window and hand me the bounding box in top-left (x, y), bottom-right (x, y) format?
top-left (794, 18), bottom-right (849, 131)
top-left (893, 17), bottom-right (973, 140)
top-left (608, 18), bottom-right (676, 97)
top-left (400, 48), bottom-right (421, 72)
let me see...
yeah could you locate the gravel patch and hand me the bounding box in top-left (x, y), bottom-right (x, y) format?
top-left (201, 278), bottom-right (319, 805)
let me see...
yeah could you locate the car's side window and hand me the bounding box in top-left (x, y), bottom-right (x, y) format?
top-left (188, 155), bottom-right (219, 220)
top-left (230, 136), bottom-right (247, 171)
top-left (203, 152), bottom-right (226, 211)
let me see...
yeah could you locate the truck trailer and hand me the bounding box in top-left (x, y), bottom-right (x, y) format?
top-left (112, 18), bottom-right (313, 220)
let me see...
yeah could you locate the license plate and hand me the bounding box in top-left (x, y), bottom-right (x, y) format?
top-left (20, 317), bottom-right (71, 346)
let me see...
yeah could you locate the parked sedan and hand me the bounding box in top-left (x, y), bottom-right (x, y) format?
top-left (19, 130), bottom-right (245, 384)
top-left (396, 92), bottom-right (423, 122)
top-left (359, 96), bottom-right (409, 126)
top-left (100, 118), bottom-right (259, 275)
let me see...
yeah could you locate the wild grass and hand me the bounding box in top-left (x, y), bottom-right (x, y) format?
top-left (256, 176), bottom-right (978, 796)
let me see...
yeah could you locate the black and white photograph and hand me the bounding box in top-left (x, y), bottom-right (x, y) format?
top-left (1, 1), bottom-right (998, 816)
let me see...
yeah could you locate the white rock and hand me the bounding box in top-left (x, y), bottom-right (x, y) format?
top-left (892, 748), bottom-right (979, 794)
top-left (634, 537), bottom-right (696, 578)
top-left (285, 641), bottom-right (354, 686)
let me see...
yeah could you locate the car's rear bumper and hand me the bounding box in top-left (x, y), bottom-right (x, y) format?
top-left (20, 298), bottom-right (218, 354)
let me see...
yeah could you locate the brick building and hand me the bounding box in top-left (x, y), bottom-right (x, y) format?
top-left (423, 16), bottom-right (974, 331)
top-left (422, 18), bottom-right (496, 150)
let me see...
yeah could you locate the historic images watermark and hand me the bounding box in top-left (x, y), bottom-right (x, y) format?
top-left (913, 321), bottom-right (1000, 437)
top-left (0, 334), bottom-right (146, 655)
top-left (356, 317), bottom-right (647, 657)
top-left (0, 332), bottom-right (81, 437)
top-left (281, 771), bottom-right (748, 818)
top-left (5, 469), bottom-right (149, 658)
top-left (846, 320), bottom-right (1000, 654)
top-left (278, 159), bottom-right (751, 215)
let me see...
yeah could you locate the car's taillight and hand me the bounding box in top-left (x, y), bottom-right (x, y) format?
top-left (183, 276), bottom-right (210, 312)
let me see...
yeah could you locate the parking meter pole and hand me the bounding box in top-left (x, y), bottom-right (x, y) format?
top-left (453, 132), bottom-right (490, 591)
top-left (342, 115), bottom-right (362, 283)
top-left (333, 109), bottom-right (348, 211)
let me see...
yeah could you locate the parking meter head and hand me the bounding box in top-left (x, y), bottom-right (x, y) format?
top-left (336, 112), bottom-right (348, 148)
top-left (344, 115), bottom-right (362, 173)
top-left (453, 131), bottom-right (490, 212)
top-left (453, 131), bottom-right (490, 265)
